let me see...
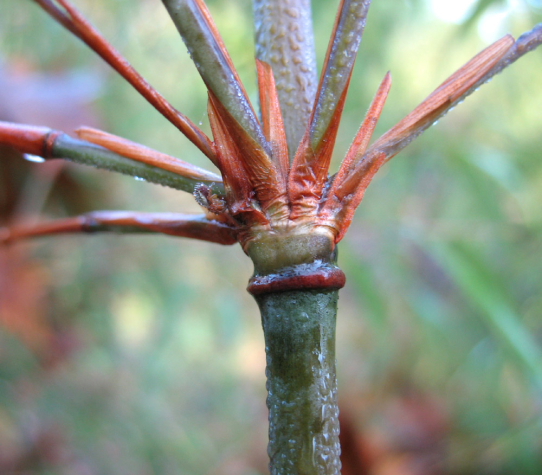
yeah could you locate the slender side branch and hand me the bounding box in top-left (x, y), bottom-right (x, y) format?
top-left (351, 25), bottom-right (542, 182)
top-left (322, 72), bottom-right (391, 207)
top-left (0, 122), bottom-right (224, 194)
top-left (1, 212), bottom-right (238, 245)
top-left (308, 0), bottom-right (372, 151)
top-left (32, 0), bottom-right (217, 161)
top-left (162, 0), bottom-right (268, 152)
top-left (479, 23), bottom-right (542, 83)
top-left (254, 0), bottom-right (318, 158)
top-left (325, 25), bottom-right (542, 242)
top-left (363, 35), bottom-right (516, 163)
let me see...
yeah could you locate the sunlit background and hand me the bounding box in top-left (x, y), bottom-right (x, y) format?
top-left (1, 0), bottom-right (542, 474)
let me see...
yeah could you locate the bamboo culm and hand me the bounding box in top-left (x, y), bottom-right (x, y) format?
top-left (255, 288), bottom-right (341, 475)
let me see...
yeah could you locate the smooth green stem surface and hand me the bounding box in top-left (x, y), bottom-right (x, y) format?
top-left (256, 289), bottom-right (341, 475)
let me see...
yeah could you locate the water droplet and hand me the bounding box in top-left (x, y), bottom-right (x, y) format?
top-left (134, 176), bottom-right (145, 182)
top-left (23, 154), bottom-right (45, 163)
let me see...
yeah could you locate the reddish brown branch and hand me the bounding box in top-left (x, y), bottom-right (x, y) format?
top-left (33, 0), bottom-right (217, 161)
top-left (1, 212), bottom-right (238, 245)
top-left (0, 123), bottom-right (56, 157)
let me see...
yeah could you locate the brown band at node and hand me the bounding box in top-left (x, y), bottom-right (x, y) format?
top-left (247, 265), bottom-right (346, 296)
top-left (43, 130), bottom-right (63, 158)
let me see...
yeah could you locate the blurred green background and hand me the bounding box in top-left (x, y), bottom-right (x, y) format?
top-left (0, 0), bottom-right (541, 474)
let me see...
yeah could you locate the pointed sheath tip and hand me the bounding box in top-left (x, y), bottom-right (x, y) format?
top-left (321, 69), bottom-right (392, 211)
top-left (256, 59), bottom-right (289, 182)
top-left (384, 70), bottom-right (392, 86)
top-left (74, 126), bottom-right (223, 183)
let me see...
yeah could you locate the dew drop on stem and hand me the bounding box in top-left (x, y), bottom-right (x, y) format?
top-left (23, 154), bottom-right (46, 163)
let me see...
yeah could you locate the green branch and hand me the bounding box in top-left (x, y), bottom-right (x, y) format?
top-left (52, 134), bottom-right (224, 195)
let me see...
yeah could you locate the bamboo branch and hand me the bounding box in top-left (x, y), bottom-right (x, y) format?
top-left (349, 25), bottom-right (542, 182)
top-left (361, 35), bottom-right (516, 164)
top-left (1, 211), bottom-right (237, 245)
top-left (325, 24), bottom-right (542, 242)
top-left (0, 122), bottom-right (224, 194)
top-left (162, 0), bottom-right (268, 153)
top-left (32, 0), bottom-right (217, 161)
top-left (308, 0), bottom-right (372, 151)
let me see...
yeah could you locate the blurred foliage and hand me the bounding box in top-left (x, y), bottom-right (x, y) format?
top-left (0, 0), bottom-right (541, 474)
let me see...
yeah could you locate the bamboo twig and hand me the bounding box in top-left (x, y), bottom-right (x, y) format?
top-left (32, 0), bottom-right (217, 161)
top-left (1, 211), bottom-right (237, 245)
top-left (162, 0), bottom-right (268, 152)
top-left (0, 122), bottom-right (224, 194)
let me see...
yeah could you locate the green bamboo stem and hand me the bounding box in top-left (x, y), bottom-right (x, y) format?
top-left (246, 230), bottom-right (344, 475)
top-left (255, 288), bottom-right (341, 475)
